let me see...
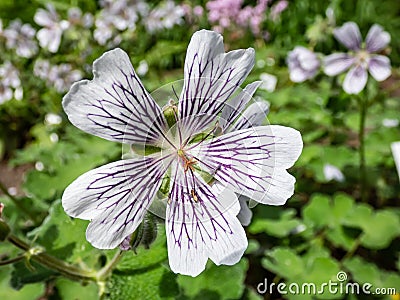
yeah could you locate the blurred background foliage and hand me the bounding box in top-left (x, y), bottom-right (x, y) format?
top-left (0, 0), bottom-right (399, 299)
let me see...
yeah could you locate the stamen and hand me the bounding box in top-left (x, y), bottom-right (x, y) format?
top-left (190, 189), bottom-right (198, 202)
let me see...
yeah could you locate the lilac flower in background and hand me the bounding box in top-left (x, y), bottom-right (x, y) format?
top-left (34, 60), bottom-right (82, 93)
top-left (136, 60), bottom-right (149, 76)
top-left (61, 30), bottom-right (303, 276)
top-left (0, 62), bottom-right (22, 103)
top-left (94, 0), bottom-right (145, 45)
top-left (259, 73), bottom-right (277, 92)
top-left (68, 7), bottom-right (93, 28)
top-left (34, 4), bottom-right (69, 53)
top-left (3, 20), bottom-right (38, 58)
top-left (144, 0), bottom-right (185, 33)
top-left (382, 118), bottom-right (399, 128)
top-left (323, 164), bottom-right (345, 182)
top-left (287, 46), bottom-right (320, 82)
top-left (324, 22), bottom-right (391, 94)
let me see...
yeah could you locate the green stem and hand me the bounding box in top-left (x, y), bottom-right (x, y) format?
top-left (0, 254), bottom-right (25, 266)
top-left (358, 97), bottom-right (367, 202)
top-left (7, 235), bottom-right (97, 282)
top-left (96, 250), bottom-right (123, 280)
top-left (0, 181), bottom-right (38, 222)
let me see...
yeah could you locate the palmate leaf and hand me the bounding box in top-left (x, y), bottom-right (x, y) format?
top-left (1, 265), bottom-right (44, 298)
top-left (176, 259), bottom-right (248, 300)
top-left (27, 200), bottom-right (102, 266)
top-left (343, 256), bottom-right (400, 290)
top-left (106, 265), bottom-right (179, 300)
top-left (105, 229), bottom-right (179, 300)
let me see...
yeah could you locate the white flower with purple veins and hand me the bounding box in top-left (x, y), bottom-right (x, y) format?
top-left (34, 4), bottom-right (69, 53)
top-left (287, 46), bottom-right (320, 83)
top-left (3, 20), bottom-right (38, 58)
top-left (61, 30), bottom-right (303, 276)
top-left (324, 22), bottom-right (391, 94)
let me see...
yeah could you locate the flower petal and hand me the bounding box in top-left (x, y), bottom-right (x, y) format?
top-left (219, 81), bottom-right (261, 131)
top-left (368, 55), bottom-right (391, 82)
top-left (37, 28), bottom-right (62, 53)
top-left (229, 101), bottom-right (270, 132)
top-left (62, 154), bottom-right (172, 249)
top-left (366, 24), bottom-right (391, 53)
top-left (343, 65), bottom-right (368, 94)
top-left (166, 163), bottom-right (247, 276)
top-left (333, 22), bottom-right (362, 51)
top-left (190, 125), bottom-right (303, 205)
top-left (323, 53), bottom-right (355, 76)
top-left (237, 196), bottom-right (252, 226)
top-left (63, 48), bottom-right (169, 146)
top-left (178, 30), bottom-right (255, 135)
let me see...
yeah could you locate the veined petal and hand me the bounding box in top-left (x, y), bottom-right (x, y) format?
top-left (219, 81), bottom-right (261, 131)
top-left (166, 163), bottom-right (247, 277)
top-left (333, 22), bottom-right (362, 51)
top-left (189, 125), bottom-right (303, 205)
top-left (229, 101), bottom-right (270, 132)
top-left (178, 30), bottom-right (255, 135)
top-left (62, 154), bottom-right (173, 249)
top-left (343, 65), bottom-right (368, 94)
top-left (366, 24), bottom-right (391, 53)
top-left (323, 53), bottom-right (355, 76)
top-left (63, 48), bottom-right (169, 146)
top-left (368, 55), bottom-right (391, 81)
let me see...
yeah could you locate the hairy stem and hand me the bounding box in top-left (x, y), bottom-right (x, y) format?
top-left (7, 235), bottom-right (97, 282)
top-left (96, 249), bottom-right (123, 280)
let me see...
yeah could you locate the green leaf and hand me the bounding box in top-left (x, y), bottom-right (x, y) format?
top-left (344, 206), bottom-right (400, 249)
top-left (177, 259), bottom-right (248, 300)
top-left (105, 265), bottom-right (179, 300)
top-left (10, 260), bottom-right (57, 290)
top-left (343, 256), bottom-right (400, 289)
top-left (249, 206), bottom-right (303, 237)
top-left (28, 200), bottom-right (101, 266)
top-left (302, 194), bottom-right (332, 228)
top-left (262, 247), bottom-right (304, 279)
top-left (0, 265), bottom-right (44, 299)
top-left (115, 225), bottom-right (168, 271)
top-left (55, 278), bottom-right (98, 300)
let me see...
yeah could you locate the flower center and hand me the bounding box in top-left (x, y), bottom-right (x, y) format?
top-left (355, 50), bottom-right (370, 68)
top-left (177, 149), bottom-right (197, 173)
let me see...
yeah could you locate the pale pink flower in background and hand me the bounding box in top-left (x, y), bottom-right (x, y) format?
top-left (323, 22), bottom-right (391, 94)
top-left (3, 20), bottom-right (38, 58)
top-left (270, 0), bottom-right (288, 21)
top-left (34, 4), bottom-right (69, 53)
